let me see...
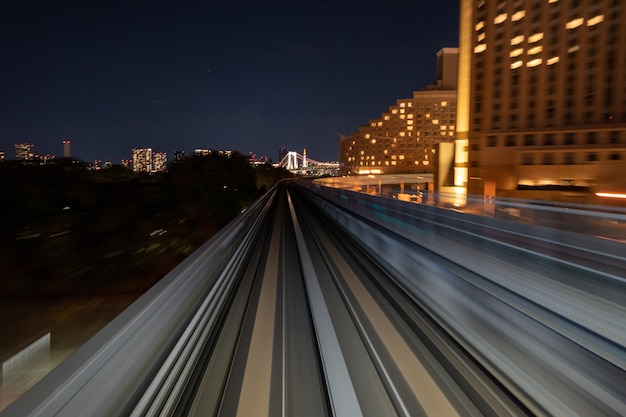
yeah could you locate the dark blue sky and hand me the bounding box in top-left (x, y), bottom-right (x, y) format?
top-left (1, 0), bottom-right (459, 163)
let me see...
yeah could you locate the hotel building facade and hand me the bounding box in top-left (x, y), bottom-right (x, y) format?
top-left (456, 0), bottom-right (626, 204)
top-left (340, 48), bottom-right (459, 176)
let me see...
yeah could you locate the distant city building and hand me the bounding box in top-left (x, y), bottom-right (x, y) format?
top-left (174, 150), bottom-right (185, 161)
top-left (0, 152), bottom-right (4, 162)
top-left (278, 146), bottom-right (288, 164)
top-left (194, 149), bottom-right (212, 156)
top-left (454, 0), bottom-right (626, 204)
top-left (15, 143), bottom-right (34, 161)
top-left (153, 152), bottom-right (167, 172)
top-left (39, 154), bottom-right (55, 165)
top-left (132, 148), bottom-right (167, 173)
top-left (121, 159), bottom-right (132, 169)
top-left (62, 140), bottom-right (71, 158)
top-left (103, 161), bottom-right (112, 169)
top-left (132, 148), bottom-right (153, 172)
top-left (340, 48), bottom-right (458, 175)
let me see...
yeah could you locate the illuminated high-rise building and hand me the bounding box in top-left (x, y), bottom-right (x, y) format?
top-left (62, 140), bottom-right (71, 158)
top-left (132, 148), bottom-right (153, 173)
top-left (15, 143), bottom-right (34, 161)
top-left (340, 48), bottom-right (458, 175)
top-left (132, 148), bottom-right (167, 173)
top-left (153, 152), bottom-right (167, 172)
top-left (457, 0), bottom-right (626, 204)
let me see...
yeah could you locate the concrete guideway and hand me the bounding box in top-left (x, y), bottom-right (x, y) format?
top-left (3, 180), bottom-right (625, 417)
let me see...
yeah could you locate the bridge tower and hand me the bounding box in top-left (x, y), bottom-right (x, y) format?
top-left (286, 151), bottom-right (298, 170)
top-left (303, 148), bottom-right (308, 168)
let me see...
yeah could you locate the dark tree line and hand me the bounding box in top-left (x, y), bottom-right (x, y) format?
top-left (0, 153), bottom-right (292, 299)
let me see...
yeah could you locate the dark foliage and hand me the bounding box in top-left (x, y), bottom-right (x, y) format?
top-left (0, 153), bottom-right (283, 299)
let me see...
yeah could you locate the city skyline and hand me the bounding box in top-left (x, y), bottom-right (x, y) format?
top-left (5, 139), bottom-right (325, 165)
top-left (0, 1), bottom-right (460, 164)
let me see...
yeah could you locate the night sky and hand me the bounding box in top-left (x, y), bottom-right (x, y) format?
top-left (1, 1), bottom-right (459, 164)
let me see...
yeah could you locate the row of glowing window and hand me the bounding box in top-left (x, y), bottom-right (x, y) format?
top-left (364, 128), bottom-right (455, 139)
top-left (352, 148), bottom-right (437, 157)
top-left (384, 113), bottom-right (455, 121)
top-left (351, 160), bottom-right (431, 167)
top-left (396, 101), bottom-right (449, 109)
top-left (477, 42), bottom-right (584, 58)
top-left (370, 120), bottom-right (456, 129)
top-left (375, 115), bottom-right (455, 124)
top-left (476, 14), bottom-right (603, 30)
top-left (390, 104), bottom-right (449, 115)
top-left (357, 131), bottom-right (456, 140)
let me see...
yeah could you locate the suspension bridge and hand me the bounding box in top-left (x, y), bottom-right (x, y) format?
top-left (276, 149), bottom-right (339, 176)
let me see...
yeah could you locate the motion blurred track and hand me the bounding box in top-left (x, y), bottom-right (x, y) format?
top-left (3, 181), bottom-right (625, 417)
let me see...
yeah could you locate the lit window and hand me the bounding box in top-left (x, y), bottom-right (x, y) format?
top-left (432, 119), bottom-right (439, 124)
top-left (527, 58), bottom-right (542, 67)
top-left (384, 115), bottom-right (390, 120)
top-left (425, 113), bottom-right (431, 118)
top-left (511, 60), bottom-right (523, 69)
top-left (391, 161), bottom-right (397, 166)
top-left (566, 18), bottom-right (584, 29)
top-left (478, 33), bottom-right (486, 42)
top-left (399, 155), bottom-right (405, 160)
top-left (547, 56), bottom-right (559, 65)
top-left (587, 15), bottom-right (604, 26)
top-left (392, 109), bottom-right (398, 114)
top-left (511, 35), bottom-right (524, 45)
top-left (494, 13), bottom-right (507, 24)
top-left (568, 45), bottom-right (580, 53)
top-left (399, 132), bottom-right (406, 137)
top-left (440, 125), bottom-right (447, 130)
top-left (360, 150), bottom-right (365, 155)
top-left (511, 10), bottom-right (525, 21)
top-left (528, 45), bottom-right (543, 55)
top-left (407, 114), bottom-right (413, 119)
top-left (377, 122), bottom-right (383, 126)
top-left (371, 139), bottom-right (376, 144)
top-left (528, 32), bottom-right (544, 43)
top-left (399, 108), bottom-right (405, 114)
top-left (365, 134), bottom-right (370, 139)
top-left (474, 44), bottom-right (487, 53)
top-left (475, 21), bottom-right (484, 31)
top-left (400, 114), bottom-right (406, 119)
top-left (510, 48), bottom-right (524, 57)
top-left (549, 0), bottom-right (558, 3)
top-left (441, 101), bottom-right (447, 106)
top-left (407, 126), bottom-right (414, 131)
top-left (400, 102), bottom-right (406, 107)
top-left (407, 120), bottom-right (413, 125)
